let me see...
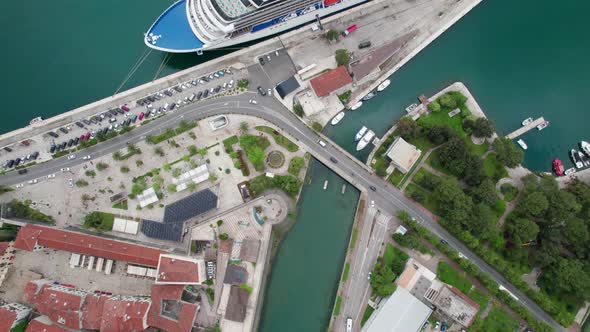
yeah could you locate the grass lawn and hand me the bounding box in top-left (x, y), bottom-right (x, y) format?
top-left (383, 244), bottom-right (409, 275)
top-left (480, 305), bottom-right (519, 332)
top-left (437, 262), bottom-right (472, 294)
top-left (223, 135), bottom-right (239, 151)
top-left (407, 135), bottom-right (435, 152)
top-left (350, 227), bottom-right (359, 250)
top-left (483, 153), bottom-right (508, 180)
top-left (112, 200), bottom-right (128, 210)
top-left (361, 305), bottom-right (375, 326)
top-left (388, 169), bottom-right (404, 187)
top-left (405, 182), bottom-right (438, 213)
top-left (82, 211), bottom-right (115, 232)
top-left (255, 126), bottom-right (299, 152)
top-left (333, 296), bottom-right (342, 316)
top-left (342, 262), bottom-right (350, 283)
top-left (468, 287), bottom-right (491, 309)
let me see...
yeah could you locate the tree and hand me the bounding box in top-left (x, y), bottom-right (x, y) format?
top-left (217, 220), bottom-right (224, 226)
top-left (562, 217), bottom-right (589, 258)
top-left (492, 137), bottom-right (524, 168)
top-left (120, 166), bottom-right (130, 173)
top-left (517, 191), bottom-right (549, 217)
top-left (219, 233), bottom-right (229, 241)
top-left (370, 262), bottom-right (397, 297)
top-left (426, 125), bottom-right (456, 145)
top-left (96, 162), bottom-right (109, 171)
top-left (470, 203), bottom-right (496, 238)
top-left (396, 117), bottom-right (421, 140)
top-left (240, 121), bottom-right (249, 133)
top-left (540, 258), bottom-right (590, 302)
top-left (471, 118), bottom-right (495, 138)
top-left (438, 138), bottom-right (470, 176)
top-left (325, 29), bottom-right (340, 42)
top-left (470, 178), bottom-right (498, 206)
top-left (311, 122), bottom-right (323, 132)
top-left (434, 178), bottom-right (473, 228)
top-left (154, 147), bottom-right (165, 157)
top-left (335, 49), bottom-right (350, 66)
top-left (427, 100), bottom-right (441, 112)
top-left (463, 155), bottom-right (486, 186)
top-left (438, 93), bottom-right (458, 109)
top-left (293, 103), bottom-right (304, 117)
top-left (505, 217), bottom-right (539, 244)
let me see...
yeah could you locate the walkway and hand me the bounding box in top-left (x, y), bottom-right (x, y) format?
top-left (400, 148), bottom-right (436, 191)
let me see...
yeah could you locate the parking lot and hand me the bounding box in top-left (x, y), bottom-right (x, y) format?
top-left (248, 48), bottom-right (297, 94)
top-left (0, 67), bottom-right (247, 173)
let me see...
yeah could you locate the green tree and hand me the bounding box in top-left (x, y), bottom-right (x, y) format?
top-left (335, 49), bottom-right (350, 66)
top-left (470, 203), bottom-right (496, 238)
top-left (438, 138), bottom-right (470, 176)
top-left (293, 103), bottom-right (304, 117)
top-left (463, 155), bottom-right (486, 186)
top-left (311, 122), bottom-right (323, 132)
top-left (471, 118), bottom-right (495, 138)
top-left (396, 117), bottom-right (421, 140)
top-left (428, 100), bottom-right (441, 112)
top-left (75, 179), bottom-right (89, 187)
top-left (96, 162), bottom-right (109, 171)
top-left (505, 217), bottom-right (539, 244)
top-left (217, 219), bottom-right (224, 226)
top-left (426, 125), bottom-right (456, 145)
top-left (470, 178), bottom-right (498, 206)
top-left (370, 262), bottom-right (397, 297)
top-left (540, 258), bottom-right (590, 302)
top-left (240, 121), bottom-right (249, 133)
top-left (517, 191), bottom-right (549, 217)
top-left (219, 233), bottom-right (229, 241)
top-left (120, 166), bottom-right (130, 173)
top-left (434, 178), bottom-right (473, 228)
top-left (492, 137), bottom-right (524, 168)
top-left (154, 147), bottom-right (165, 157)
top-left (562, 217), bottom-right (589, 258)
top-left (325, 29), bottom-right (340, 42)
top-left (438, 93), bottom-right (458, 109)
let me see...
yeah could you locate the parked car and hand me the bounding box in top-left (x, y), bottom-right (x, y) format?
top-left (75, 121), bottom-right (84, 128)
top-left (258, 57), bottom-right (265, 65)
top-left (18, 169), bottom-right (27, 175)
top-left (257, 86), bottom-right (266, 96)
top-left (67, 154), bottom-right (76, 160)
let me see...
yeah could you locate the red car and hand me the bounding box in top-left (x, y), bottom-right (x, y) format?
top-left (138, 112), bottom-right (144, 121)
top-left (120, 105), bottom-right (130, 112)
top-left (85, 132), bottom-right (91, 140)
top-left (79, 134), bottom-right (85, 141)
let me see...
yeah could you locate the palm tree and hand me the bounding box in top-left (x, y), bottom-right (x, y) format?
top-left (240, 121), bottom-right (249, 133)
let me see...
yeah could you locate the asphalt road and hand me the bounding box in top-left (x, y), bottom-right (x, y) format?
top-left (0, 92), bottom-right (564, 331)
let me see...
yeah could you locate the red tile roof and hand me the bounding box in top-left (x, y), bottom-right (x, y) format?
top-left (81, 294), bottom-right (107, 330)
top-left (25, 318), bottom-right (69, 332)
top-left (310, 66), bottom-right (352, 97)
top-left (100, 297), bottom-right (151, 332)
top-left (148, 285), bottom-right (198, 332)
top-left (14, 224), bottom-right (164, 267)
top-left (156, 255), bottom-right (201, 284)
top-left (29, 284), bottom-right (84, 330)
top-left (0, 242), bottom-right (10, 256)
top-left (0, 307), bottom-right (17, 332)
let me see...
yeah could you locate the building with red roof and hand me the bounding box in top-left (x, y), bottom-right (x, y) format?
top-left (100, 296), bottom-right (151, 332)
top-left (24, 281), bottom-right (87, 330)
top-left (156, 254), bottom-right (205, 285)
top-left (0, 303), bottom-right (30, 332)
top-left (148, 284), bottom-right (199, 332)
top-left (14, 224), bottom-right (164, 267)
top-left (25, 317), bottom-right (69, 332)
top-left (310, 65), bottom-right (353, 97)
top-left (80, 294), bottom-right (108, 330)
top-left (0, 241), bottom-right (16, 288)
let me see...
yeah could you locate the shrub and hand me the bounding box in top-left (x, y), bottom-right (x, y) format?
top-left (96, 162), bottom-right (109, 171)
top-left (335, 49), bottom-right (350, 66)
top-left (120, 166), bottom-right (130, 173)
top-left (219, 233), bottom-right (229, 241)
top-left (75, 179), bottom-right (89, 187)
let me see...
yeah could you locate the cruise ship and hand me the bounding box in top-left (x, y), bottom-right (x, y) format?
top-left (145, 0), bottom-right (371, 53)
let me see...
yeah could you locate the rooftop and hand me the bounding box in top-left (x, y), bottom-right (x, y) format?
top-left (239, 239), bottom-right (260, 263)
top-left (223, 264), bottom-right (248, 285)
top-left (25, 282), bottom-right (86, 330)
top-left (25, 317), bottom-right (69, 332)
top-left (156, 254), bottom-right (204, 284)
top-left (80, 294), bottom-right (107, 330)
top-left (148, 284), bottom-right (198, 332)
top-left (100, 296), bottom-right (151, 332)
top-left (432, 285), bottom-right (479, 327)
top-left (361, 287), bottom-right (432, 332)
top-left (0, 242), bottom-right (10, 256)
top-left (310, 66), bottom-right (353, 97)
top-left (384, 136), bottom-right (422, 173)
top-left (225, 286), bottom-right (249, 322)
top-left (0, 306), bottom-right (17, 332)
top-left (14, 224), bottom-right (165, 267)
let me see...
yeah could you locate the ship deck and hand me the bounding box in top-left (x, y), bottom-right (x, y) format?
top-left (145, 0), bottom-right (204, 53)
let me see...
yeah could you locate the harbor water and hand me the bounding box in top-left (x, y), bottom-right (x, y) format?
top-left (2, 0), bottom-right (590, 331)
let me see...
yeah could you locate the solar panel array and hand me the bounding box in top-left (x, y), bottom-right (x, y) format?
top-left (140, 189), bottom-right (218, 242)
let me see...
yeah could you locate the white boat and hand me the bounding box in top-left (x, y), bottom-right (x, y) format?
top-left (350, 101), bottom-right (363, 111)
top-left (29, 116), bottom-right (43, 125)
top-left (565, 167), bottom-right (576, 176)
top-left (356, 130), bottom-right (375, 151)
top-left (354, 126), bottom-right (368, 142)
top-left (580, 141), bottom-right (590, 157)
top-left (536, 120), bottom-right (549, 130)
top-left (377, 79), bottom-right (391, 92)
top-left (517, 139), bottom-right (528, 150)
top-left (521, 117), bottom-right (533, 126)
top-left (323, 180), bottom-right (328, 190)
top-left (331, 111), bottom-right (345, 125)
top-left (405, 103), bottom-right (418, 113)
top-left (571, 149), bottom-right (584, 169)
top-left (362, 92), bottom-right (375, 101)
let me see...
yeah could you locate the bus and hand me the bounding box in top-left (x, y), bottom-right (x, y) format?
top-left (346, 317), bottom-right (353, 332)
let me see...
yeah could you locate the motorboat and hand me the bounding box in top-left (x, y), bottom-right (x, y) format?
top-left (517, 139), bottom-right (528, 150)
top-left (354, 126), bottom-right (368, 142)
top-left (350, 101), bottom-right (363, 111)
top-left (571, 149), bottom-right (584, 169)
top-left (565, 167), bottom-right (576, 176)
top-left (331, 111), bottom-right (345, 125)
top-left (521, 117), bottom-right (533, 126)
top-left (362, 92), bottom-right (375, 101)
top-left (552, 158), bottom-right (564, 176)
top-left (356, 130), bottom-right (375, 151)
top-left (377, 79), bottom-right (390, 92)
top-left (536, 120), bottom-right (549, 130)
top-left (580, 141), bottom-right (590, 158)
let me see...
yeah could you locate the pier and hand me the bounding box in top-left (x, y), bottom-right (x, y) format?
top-left (506, 117), bottom-right (545, 139)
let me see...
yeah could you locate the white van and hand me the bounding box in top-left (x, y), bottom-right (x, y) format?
top-left (318, 140), bottom-right (327, 147)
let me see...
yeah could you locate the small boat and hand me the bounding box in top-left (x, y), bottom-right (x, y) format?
top-left (578, 151), bottom-right (590, 167)
top-left (331, 111), bottom-right (345, 126)
top-left (356, 130), bottom-right (375, 151)
top-left (323, 180), bottom-right (328, 190)
top-left (362, 92), bottom-right (375, 101)
top-left (29, 116), bottom-right (43, 125)
top-left (571, 149), bottom-right (584, 169)
top-left (553, 158), bottom-right (564, 177)
top-left (354, 126), bottom-right (368, 142)
top-left (521, 117), bottom-right (533, 126)
top-left (580, 141), bottom-right (590, 158)
top-left (537, 120), bottom-right (549, 130)
top-left (517, 139), bottom-right (528, 150)
top-left (377, 79), bottom-right (391, 92)
top-left (405, 103), bottom-right (418, 113)
top-left (350, 101), bottom-right (363, 111)
top-left (565, 167), bottom-right (576, 176)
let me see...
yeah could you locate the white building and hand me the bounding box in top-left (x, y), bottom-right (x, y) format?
top-left (384, 137), bottom-right (422, 174)
top-left (361, 287), bottom-right (432, 332)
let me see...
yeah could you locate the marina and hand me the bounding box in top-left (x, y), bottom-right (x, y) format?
top-left (506, 117), bottom-right (546, 139)
top-left (330, 112), bottom-right (345, 126)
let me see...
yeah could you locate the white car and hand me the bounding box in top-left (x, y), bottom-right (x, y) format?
top-left (60, 167), bottom-right (70, 172)
top-left (28, 179), bottom-right (38, 184)
top-left (67, 178), bottom-right (74, 188)
top-left (267, 88), bottom-right (272, 96)
top-left (67, 154), bottom-right (76, 160)
top-left (47, 174), bottom-right (56, 179)
top-left (249, 99), bottom-right (258, 105)
top-left (15, 183), bottom-right (24, 188)
top-left (371, 200), bottom-right (375, 208)
top-left (82, 155), bottom-right (91, 160)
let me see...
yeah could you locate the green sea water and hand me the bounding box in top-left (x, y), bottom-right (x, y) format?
top-left (2, 0), bottom-right (590, 331)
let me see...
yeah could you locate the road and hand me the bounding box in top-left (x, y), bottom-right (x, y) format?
top-left (0, 91), bottom-right (565, 332)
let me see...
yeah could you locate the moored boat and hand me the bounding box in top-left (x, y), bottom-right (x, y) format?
top-left (580, 141), bottom-right (590, 158)
top-left (553, 158), bottom-right (564, 176)
top-left (517, 139), bottom-right (528, 150)
top-left (362, 92), bottom-right (375, 101)
top-left (565, 167), bottom-right (576, 176)
top-left (354, 126), bottom-right (368, 142)
top-left (377, 79), bottom-right (390, 92)
top-left (571, 149), bottom-right (584, 169)
top-left (521, 117), bottom-right (533, 126)
top-left (29, 116), bottom-right (43, 125)
top-left (350, 101), bottom-right (363, 111)
top-left (536, 120), bottom-right (549, 130)
top-left (331, 111), bottom-right (345, 125)
top-left (356, 130), bottom-right (375, 151)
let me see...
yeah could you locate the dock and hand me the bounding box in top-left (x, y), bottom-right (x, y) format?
top-left (506, 117), bottom-right (545, 139)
